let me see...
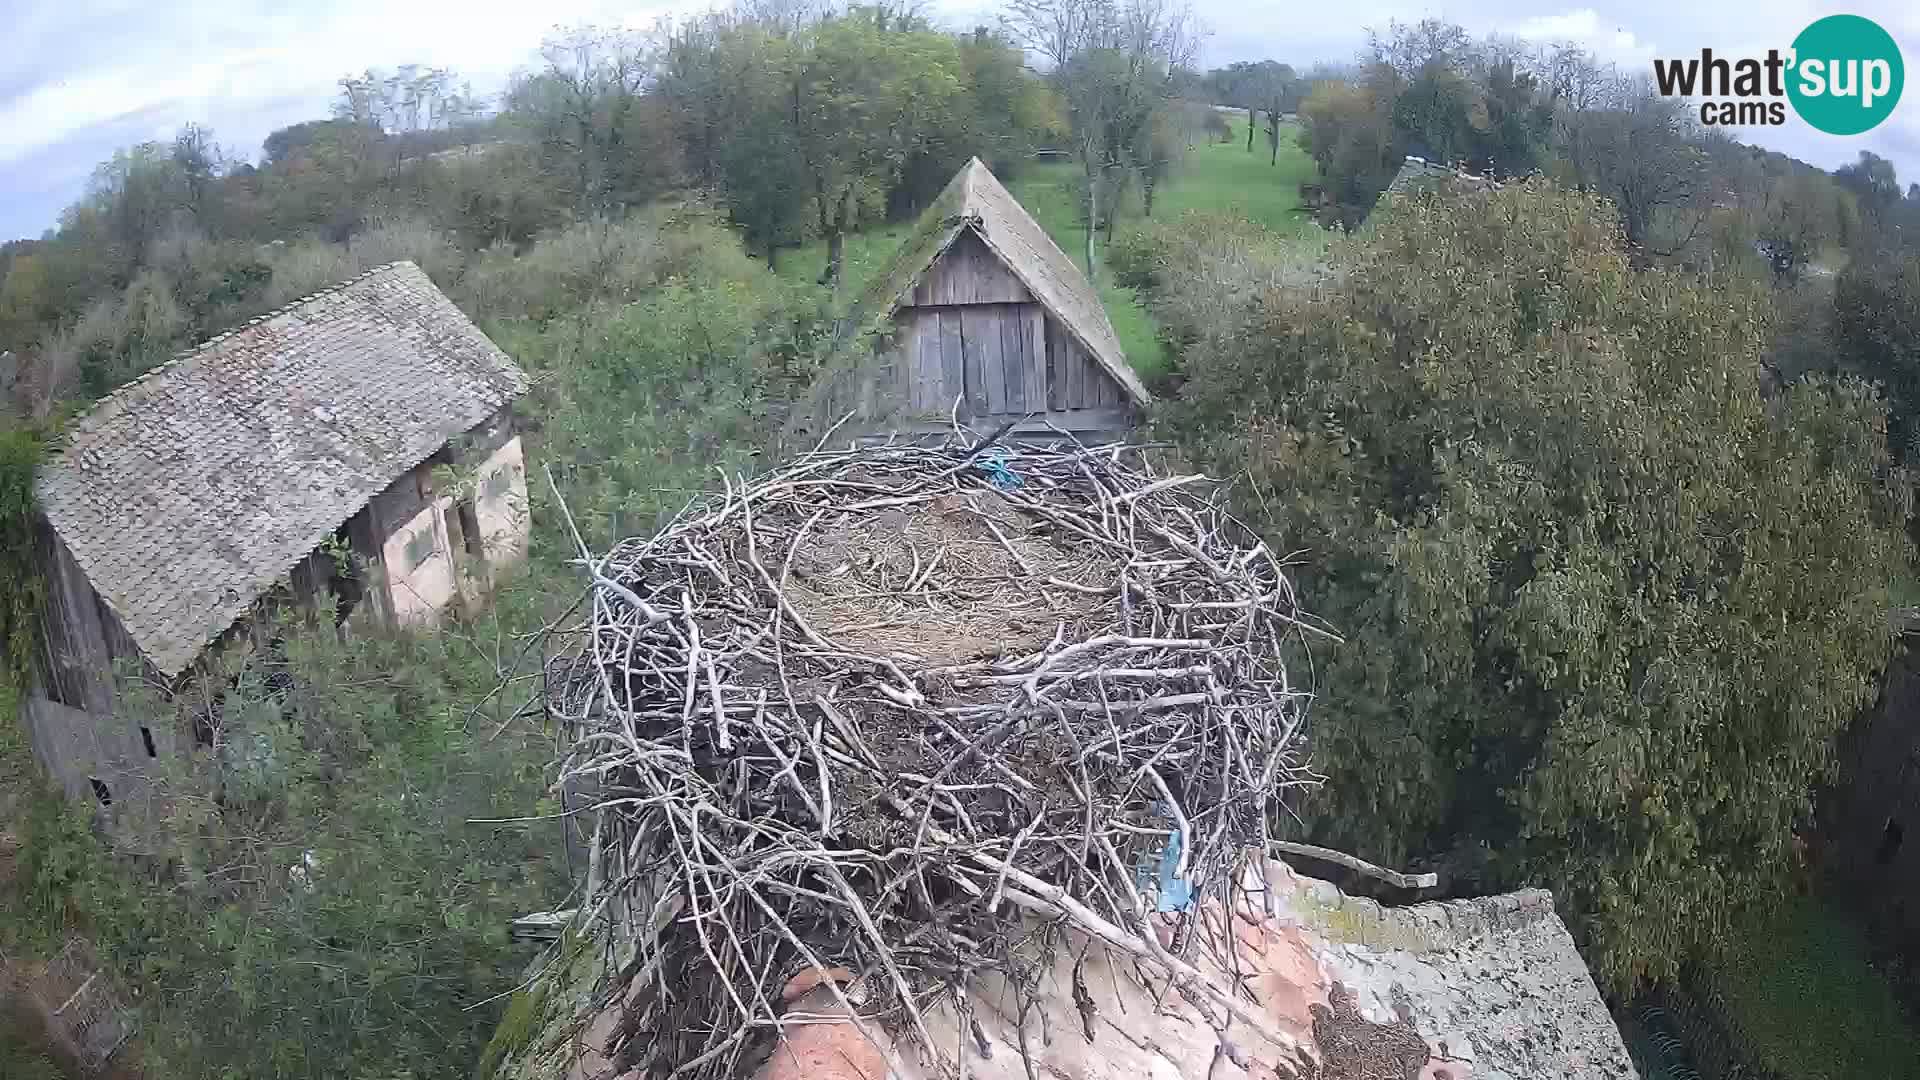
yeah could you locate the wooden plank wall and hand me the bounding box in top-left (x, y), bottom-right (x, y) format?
top-left (34, 520), bottom-right (126, 716)
top-left (853, 232), bottom-right (1131, 433)
top-left (1044, 315), bottom-right (1124, 411)
top-left (910, 231), bottom-right (1033, 307)
top-left (876, 304), bottom-right (1127, 423)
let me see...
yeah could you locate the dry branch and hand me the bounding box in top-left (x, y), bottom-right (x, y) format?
top-left (543, 434), bottom-right (1325, 1079)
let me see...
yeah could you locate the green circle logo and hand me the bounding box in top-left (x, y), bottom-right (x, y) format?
top-left (1787, 15), bottom-right (1904, 135)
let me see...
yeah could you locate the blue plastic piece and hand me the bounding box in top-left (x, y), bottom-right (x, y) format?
top-left (1154, 828), bottom-right (1193, 912)
top-left (977, 454), bottom-right (1023, 491)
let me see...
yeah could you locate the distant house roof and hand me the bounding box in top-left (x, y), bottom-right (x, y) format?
top-left (37, 261), bottom-right (527, 677)
top-left (852, 157), bottom-right (1148, 406)
top-left (1384, 155), bottom-right (1501, 198)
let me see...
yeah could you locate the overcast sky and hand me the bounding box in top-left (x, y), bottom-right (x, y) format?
top-left (2, 0), bottom-right (1917, 241)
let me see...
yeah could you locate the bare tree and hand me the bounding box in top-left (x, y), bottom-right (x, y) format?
top-left (1004, 0), bottom-right (1203, 279)
top-left (1001, 0), bottom-right (1104, 71)
top-left (1366, 18), bottom-right (1473, 80)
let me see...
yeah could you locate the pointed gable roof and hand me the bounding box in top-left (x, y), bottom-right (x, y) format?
top-left (854, 157), bottom-right (1149, 406)
top-left (37, 262), bottom-right (527, 677)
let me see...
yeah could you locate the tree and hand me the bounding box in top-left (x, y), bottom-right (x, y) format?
top-left (1836, 151), bottom-right (1901, 216)
top-left (1254, 63), bottom-right (1298, 165)
top-left (1004, 0), bottom-right (1199, 278)
top-left (83, 143), bottom-right (188, 281)
top-left (1477, 58), bottom-right (1548, 175)
top-left (786, 10), bottom-right (965, 289)
top-left (504, 30), bottom-right (679, 217)
top-left (170, 124), bottom-right (222, 220)
top-left (1296, 73), bottom-right (1400, 223)
top-left (1554, 88), bottom-right (1709, 256)
top-left (1204, 60), bottom-right (1289, 153)
top-left (1390, 61), bottom-right (1473, 163)
top-left (1366, 18), bottom-right (1473, 80)
top-left (663, 16), bottom-right (809, 266)
top-left (1835, 251), bottom-right (1920, 457)
top-left (890, 27), bottom-right (1061, 218)
top-left (1166, 180), bottom-right (1909, 988)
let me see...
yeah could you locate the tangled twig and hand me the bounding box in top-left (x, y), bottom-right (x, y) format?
top-left (544, 433), bottom-right (1331, 1078)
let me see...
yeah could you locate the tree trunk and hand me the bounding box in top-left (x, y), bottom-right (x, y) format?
top-left (819, 187), bottom-right (850, 296)
top-left (825, 228), bottom-right (845, 293)
top-left (1271, 135), bottom-right (1279, 166)
top-left (1085, 169), bottom-right (1099, 283)
top-left (766, 239), bottom-right (779, 272)
top-left (1144, 179), bottom-right (1156, 218)
top-left (1246, 108), bottom-right (1256, 152)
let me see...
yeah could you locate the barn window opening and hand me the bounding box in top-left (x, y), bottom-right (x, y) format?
top-left (88, 777), bottom-right (112, 806)
top-left (1876, 820), bottom-right (1905, 866)
top-left (140, 725), bottom-right (156, 758)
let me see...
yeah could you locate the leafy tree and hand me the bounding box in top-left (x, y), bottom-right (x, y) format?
top-left (504, 29), bottom-right (681, 217)
top-left (1835, 251), bottom-right (1920, 457)
top-left (1366, 17), bottom-right (1473, 80)
top-left (788, 9), bottom-right (965, 289)
top-left (1835, 150), bottom-right (1902, 222)
top-left (1205, 59), bottom-right (1293, 154)
top-left (1165, 181), bottom-right (1910, 988)
top-left (1390, 62), bottom-right (1473, 163)
top-left (1297, 73), bottom-right (1400, 223)
top-left (1554, 90), bottom-right (1710, 257)
top-left (1478, 58), bottom-right (1549, 176)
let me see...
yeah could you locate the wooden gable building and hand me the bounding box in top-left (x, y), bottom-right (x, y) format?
top-left (24, 262), bottom-right (532, 821)
top-left (805, 158), bottom-right (1149, 444)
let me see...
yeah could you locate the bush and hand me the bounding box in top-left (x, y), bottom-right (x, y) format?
top-left (1107, 211), bottom-right (1332, 376)
top-left (1164, 180), bottom-right (1910, 988)
top-left (459, 212), bottom-right (672, 326)
top-left (260, 217), bottom-right (466, 307)
top-left (4, 604), bottom-right (569, 1080)
top-left (0, 424), bottom-right (44, 686)
top-left (508, 214), bottom-right (829, 539)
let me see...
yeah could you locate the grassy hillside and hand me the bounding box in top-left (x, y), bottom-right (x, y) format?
top-left (778, 121), bottom-right (1321, 381)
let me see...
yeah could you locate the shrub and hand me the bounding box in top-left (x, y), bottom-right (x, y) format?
top-left (0, 424), bottom-right (44, 687)
top-left (1164, 180), bottom-right (1910, 988)
top-left (1108, 212), bottom-right (1333, 374)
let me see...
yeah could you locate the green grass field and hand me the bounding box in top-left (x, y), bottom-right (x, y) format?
top-left (778, 120), bottom-right (1322, 381)
top-left (1703, 893), bottom-right (1920, 1079)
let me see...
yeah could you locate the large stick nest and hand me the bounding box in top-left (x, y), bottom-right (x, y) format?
top-left (544, 435), bottom-right (1330, 1078)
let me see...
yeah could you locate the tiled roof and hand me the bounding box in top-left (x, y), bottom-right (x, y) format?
top-left (37, 262), bottom-right (527, 677)
top-left (485, 860), bottom-right (1635, 1080)
top-left (853, 157), bottom-right (1149, 406)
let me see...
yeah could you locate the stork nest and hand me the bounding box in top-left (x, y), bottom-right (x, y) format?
top-left (543, 435), bottom-right (1330, 1078)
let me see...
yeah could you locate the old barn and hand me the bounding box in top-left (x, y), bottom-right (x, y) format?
top-left (806, 157), bottom-right (1149, 444)
top-left (24, 261), bottom-right (531, 819)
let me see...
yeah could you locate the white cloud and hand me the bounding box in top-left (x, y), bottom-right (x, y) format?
top-left (1504, 8), bottom-right (1656, 67)
top-left (0, 0), bottom-right (683, 169)
top-left (4, 0), bottom-right (1920, 237)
